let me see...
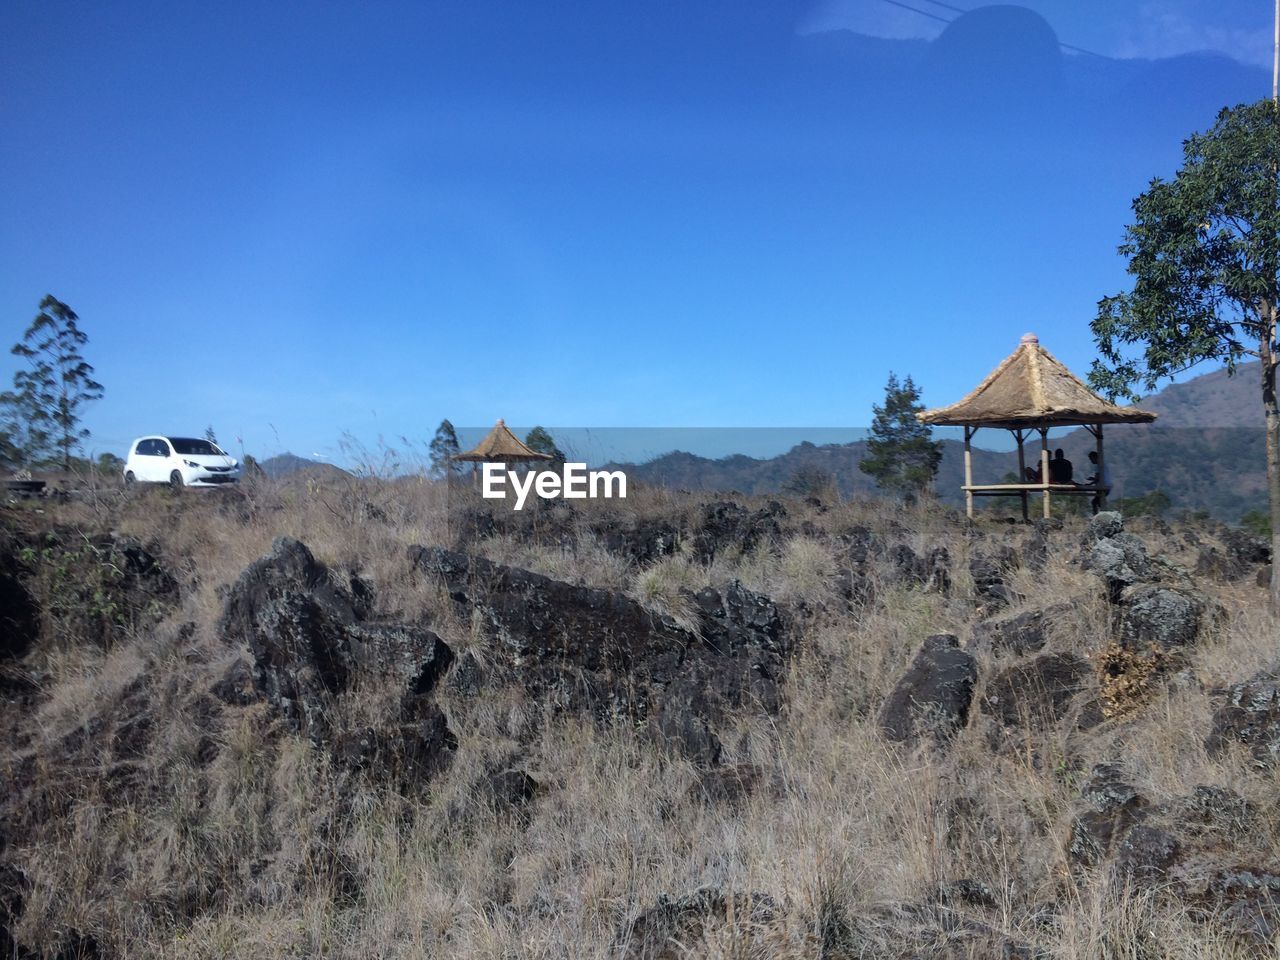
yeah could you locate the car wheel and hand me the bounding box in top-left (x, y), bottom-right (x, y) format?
top-left (124, 471), bottom-right (136, 486)
top-left (170, 470), bottom-right (185, 489)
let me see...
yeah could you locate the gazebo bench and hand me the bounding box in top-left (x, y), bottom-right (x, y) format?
top-left (963, 483), bottom-right (1109, 497)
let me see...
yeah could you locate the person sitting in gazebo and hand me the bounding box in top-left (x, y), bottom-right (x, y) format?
top-left (1025, 448), bottom-right (1073, 484)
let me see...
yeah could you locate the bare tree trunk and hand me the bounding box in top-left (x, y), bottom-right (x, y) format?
top-left (1264, 309), bottom-right (1280, 613)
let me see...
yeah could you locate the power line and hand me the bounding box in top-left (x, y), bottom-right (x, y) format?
top-left (877, 0), bottom-right (1112, 60)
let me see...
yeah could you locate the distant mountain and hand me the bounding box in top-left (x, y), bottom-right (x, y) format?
top-left (258, 453), bottom-right (351, 481)
top-left (1136, 362), bottom-right (1262, 428)
top-left (617, 363), bottom-right (1269, 521)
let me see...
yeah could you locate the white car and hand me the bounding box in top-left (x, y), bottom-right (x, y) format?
top-left (124, 436), bottom-right (242, 488)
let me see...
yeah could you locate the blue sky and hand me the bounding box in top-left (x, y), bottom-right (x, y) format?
top-left (0, 1), bottom-right (1272, 463)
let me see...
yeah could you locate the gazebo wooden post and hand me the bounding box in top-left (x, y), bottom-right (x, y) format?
top-left (1013, 428), bottom-right (1028, 521)
top-left (1038, 427), bottom-right (1051, 519)
top-left (963, 425), bottom-right (974, 518)
top-left (1095, 423), bottom-right (1106, 510)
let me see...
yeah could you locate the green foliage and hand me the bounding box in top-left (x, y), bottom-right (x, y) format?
top-left (429, 419), bottom-right (462, 478)
top-left (1114, 489), bottom-right (1173, 518)
top-left (525, 425), bottom-right (566, 463)
top-left (1091, 100), bottom-right (1280, 401)
top-left (204, 425), bottom-right (218, 444)
top-left (859, 373), bottom-right (942, 497)
top-left (19, 532), bottom-right (165, 648)
top-left (1, 296), bottom-right (104, 471)
top-left (1241, 508), bottom-right (1272, 538)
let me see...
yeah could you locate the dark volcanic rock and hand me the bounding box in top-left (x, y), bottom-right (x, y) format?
top-left (332, 702), bottom-right (457, 785)
top-left (210, 657), bottom-right (257, 706)
top-left (1115, 825), bottom-right (1182, 883)
top-left (970, 546), bottom-right (1019, 609)
top-left (1068, 763), bottom-right (1148, 867)
top-left (1207, 668), bottom-right (1280, 766)
top-left (879, 634), bottom-right (977, 746)
top-left (222, 538), bottom-right (455, 746)
top-left (1196, 528), bottom-right (1271, 582)
top-left (888, 543), bottom-right (951, 593)
top-left (1117, 584), bottom-right (1216, 652)
top-left (0, 541), bottom-right (36, 661)
top-left (690, 500), bottom-right (784, 563)
top-left (1082, 512), bottom-right (1152, 596)
top-left (409, 545), bottom-right (790, 763)
top-left (981, 653), bottom-right (1090, 729)
top-left (653, 678), bottom-right (722, 767)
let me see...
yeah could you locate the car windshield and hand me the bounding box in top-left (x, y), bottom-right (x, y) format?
top-left (169, 438), bottom-right (224, 456)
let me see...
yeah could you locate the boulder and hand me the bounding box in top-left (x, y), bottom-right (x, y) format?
top-left (222, 538), bottom-right (455, 745)
top-left (1081, 513), bottom-right (1152, 596)
top-left (981, 653), bottom-right (1090, 729)
top-left (1207, 668), bottom-right (1280, 766)
top-left (1067, 763), bottom-right (1148, 867)
top-left (879, 635), bottom-right (977, 746)
top-left (1115, 825), bottom-right (1181, 883)
top-left (970, 546), bottom-right (1019, 609)
top-left (409, 546), bottom-right (790, 764)
top-left (1117, 584), bottom-right (1216, 652)
top-left (888, 544), bottom-right (951, 593)
top-left (690, 500), bottom-right (784, 563)
top-left (1195, 529), bottom-right (1271, 582)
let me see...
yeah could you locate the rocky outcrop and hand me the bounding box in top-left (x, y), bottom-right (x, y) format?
top-left (219, 538), bottom-right (457, 778)
top-left (1082, 512), bottom-right (1152, 597)
top-left (690, 500), bottom-right (784, 563)
top-left (970, 545), bottom-right (1019, 610)
top-left (879, 635), bottom-right (977, 746)
top-left (408, 545), bottom-right (790, 765)
top-left (1195, 528), bottom-right (1271, 583)
top-left (1207, 667), bottom-right (1280, 766)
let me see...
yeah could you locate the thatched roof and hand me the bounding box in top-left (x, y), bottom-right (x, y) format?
top-left (453, 419), bottom-right (554, 462)
top-left (918, 334), bottom-right (1156, 429)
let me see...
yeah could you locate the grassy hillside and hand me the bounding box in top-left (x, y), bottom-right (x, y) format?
top-left (0, 478), bottom-right (1277, 957)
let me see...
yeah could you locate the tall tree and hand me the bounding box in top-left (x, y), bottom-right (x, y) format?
top-left (429, 419), bottom-right (462, 477)
top-left (859, 373), bottom-right (942, 497)
top-left (1089, 100), bottom-right (1280, 609)
top-left (204, 425), bottom-right (218, 445)
top-left (2, 296), bottom-right (103, 471)
top-left (524, 426), bottom-right (565, 463)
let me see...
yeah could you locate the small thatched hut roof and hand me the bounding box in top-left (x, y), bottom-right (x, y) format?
top-left (918, 334), bottom-right (1156, 430)
top-left (453, 419), bottom-right (554, 463)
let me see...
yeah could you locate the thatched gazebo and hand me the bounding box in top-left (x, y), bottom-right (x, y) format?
top-left (918, 334), bottom-right (1155, 519)
top-left (452, 419), bottom-right (553, 474)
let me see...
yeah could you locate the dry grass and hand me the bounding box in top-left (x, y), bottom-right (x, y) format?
top-left (1, 478), bottom-right (1278, 958)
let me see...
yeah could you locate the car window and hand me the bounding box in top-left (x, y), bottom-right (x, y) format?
top-left (136, 440), bottom-right (155, 456)
top-left (169, 438), bottom-right (222, 456)
top-left (155, 440), bottom-right (171, 457)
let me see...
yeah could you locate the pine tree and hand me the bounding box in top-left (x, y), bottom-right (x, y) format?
top-left (859, 373), bottom-right (942, 497)
top-left (524, 426), bottom-right (565, 463)
top-left (429, 419), bottom-right (462, 477)
top-left (1, 296), bottom-right (103, 470)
